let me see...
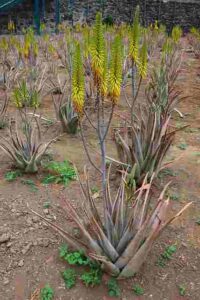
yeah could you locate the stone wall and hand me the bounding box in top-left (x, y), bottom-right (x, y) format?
top-left (0, 0), bottom-right (200, 33)
top-left (60, 0), bottom-right (200, 30)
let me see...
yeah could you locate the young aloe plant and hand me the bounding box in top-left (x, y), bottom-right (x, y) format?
top-left (114, 109), bottom-right (181, 186)
top-left (12, 79), bottom-right (40, 108)
top-left (189, 27), bottom-right (200, 58)
top-left (52, 92), bottom-right (78, 134)
top-left (0, 113), bottom-right (54, 173)
top-left (146, 47), bottom-right (184, 118)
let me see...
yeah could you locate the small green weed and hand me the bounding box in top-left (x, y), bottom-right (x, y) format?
top-left (157, 244), bottom-right (177, 267)
top-left (43, 202), bottom-right (51, 209)
top-left (158, 168), bottom-right (177, 178)
top-left (59, 244), bottom-right (102, 288)
top-left (177, 143), bottom-right (188, 150)
top-left (107, 278), bottom-right (120, 297)
top-left (59, 244), bottom-right (90, 266)
top-left (0, 120), bottom-right (7, 129)
top-left (42, 160), bottom-right (76, 186)
top-left (40, 284), bottom-right (54, 300)
top-left (105, 159), bottom-right (112, 167)
top-left (185, 127), bottom-right (199, 133)
top-left (5, 170), bottom-right (22, 182)
top-left (21, 178), bottom-right (38, 192)
top-left (176, 122), bottom-right (184, 129)
top-left (168, 192), bottom-right (180, 201)
top-left (62, 268), bottom-right (76, 289)
top-left (178, 285), bottom-right (186, 296)
top-left (91, 186), bottom-right (99, 193)
top-left (43, 119), bottom-right (54, 127)
top-left (81, 269), bottom-right (102, 287)
top-left (133, 284), bottom-right (144, 296)
top-left (193, 152), bottom-right (200, 157)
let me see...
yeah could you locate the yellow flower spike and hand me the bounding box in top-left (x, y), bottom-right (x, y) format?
top-left (129, 6), bottom-right (140, 64)
top-left (72, 43), bottom-right (85, 115)
top-left (23, 41), bottom-right (30, 59)
top-left (40, 23), bottom-right (46, 32)
top-left (154, 20), bottom-right (159, 31)
top-left (48, 44), bottom-right (56, 56)
top-left (108, 35), bottom-right (123, 104)
top-left (162, 37), bottom-right (173, 56)
top-left (83, 25), bottom-right (92, 59)
top-left (8, 19), bottom-right (15, 33)
top-left (44, 33), bottom-right (49, 43)
top-left (90, 12), bottom-right (105, 85)
top-left (171, 25), bottom-right (183, 44)
top-left (9, 36), bottom-right (17, 47)
top-left (75, 23), bottom-right (82, 33)
top-left (0, 37), bottom-right (9, 52)
top-left (101, 49), bottom-right (108, 97)
top-left (190, 27), bottom-right (200, 39)
top-left (138, 37), bottom-right (148, 79)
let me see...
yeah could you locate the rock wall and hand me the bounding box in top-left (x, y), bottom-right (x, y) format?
top-left (0, 0), bottom-right (200, 33)
top-left (60, 0), bottom-right (200, 30)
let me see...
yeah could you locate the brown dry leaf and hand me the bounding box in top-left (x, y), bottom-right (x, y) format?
top-left (92, 192), bottom-right (100, 199)
top-left (30, 288), bottom-right (40, 300)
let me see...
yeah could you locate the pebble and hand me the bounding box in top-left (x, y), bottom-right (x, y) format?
top-left (37, 238), bottom-right (50, 247)
top-left (32, 216), bottom-right (39, 223)
top-left (22, 242), bottom-right (32, 254)
top-left (0, 233), bottom-right (10, 244)
top-left (3, 278), bottom-right (9, 285)
top-left (43, 209), bottom-right (49, 215)
top-left (18, 259), bottom-right (24, 267)
top-left (6, 242), bottom-right (12, 248)
top-left (10, 248), bottom-right (17, 254)
top-left (26, 217), bottom-right (33, 226)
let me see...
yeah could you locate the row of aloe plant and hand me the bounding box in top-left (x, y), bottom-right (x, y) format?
top-left (30, 10), bottom-right (191, 279)
top-left (0, 8), bottom-right (191, 279)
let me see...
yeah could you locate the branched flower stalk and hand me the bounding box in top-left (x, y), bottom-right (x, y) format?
top-left (27, 13), bottom-right (191, 281)
top-left (83, 13), bottom-right (123, 197)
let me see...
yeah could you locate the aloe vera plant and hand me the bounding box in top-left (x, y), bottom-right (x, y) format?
top-left (188, 27), bottom-right (200, 58)
top-left (12, 79), bottom-right (40, 108)
top-left (114, 107), bottom-right (180, 185)
top-left (32, 168), bottom-right (191, 278)
top-left (0, 114), bottom-right (54, 173)
top-left (52, 93), bottom-right (78, 134)
top-left (146, 49), bottom-right (184, 118)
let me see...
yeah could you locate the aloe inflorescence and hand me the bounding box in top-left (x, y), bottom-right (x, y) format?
top-left (72, 42), bottom-right (85, 114)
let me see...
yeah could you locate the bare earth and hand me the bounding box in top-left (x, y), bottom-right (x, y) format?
top-left (0, 38), bottom-right (200, 300)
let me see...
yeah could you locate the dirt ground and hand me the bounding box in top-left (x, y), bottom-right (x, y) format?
top-left (0, 38), bottom-right (200, 300)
